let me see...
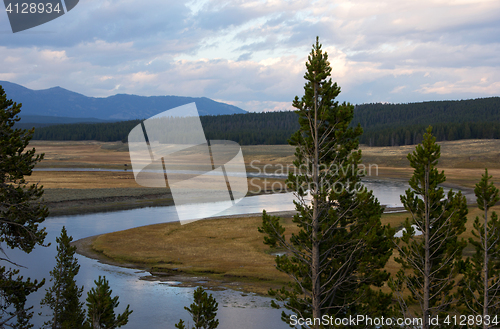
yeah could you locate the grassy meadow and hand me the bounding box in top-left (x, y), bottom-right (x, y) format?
top-left (29, 139), bottom-right (500, 194)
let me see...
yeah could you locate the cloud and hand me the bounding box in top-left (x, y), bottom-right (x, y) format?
top-left (390, 86), bottom-right (406, 94)
top-left (223, 100), bottom-right (294, 112)
top-left (0, 0), bottom-right (498, 109)
top-left (416, 67), bottom-right (500, 95)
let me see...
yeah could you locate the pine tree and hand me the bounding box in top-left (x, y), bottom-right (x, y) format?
top-left (175, 286), bottom-right (219, 329)
top-left (459, 169), bottom-right (500, 327)
top-left (258, 37), bottom-right (394, 327)
top-left (40, 226), bottom-right (85, 329)
top-left (390, 126), bottom-right (468, 329)
top-left (0, 85), bottom-right (48, 327)
top-left (85, 276), bottom-right (132, 329)
top-left (175, 319), bottom-right (187, 329)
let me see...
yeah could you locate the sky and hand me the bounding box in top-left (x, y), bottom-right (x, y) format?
top-left (0, 0), bottom-right (499, 113)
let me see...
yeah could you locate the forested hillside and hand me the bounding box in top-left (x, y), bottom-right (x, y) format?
top-left (32, 112), bottom-right (299, 144)
top-left (356, 97), bottom-right (500, 146)
top-left (31, 97), bottom-right (500, 146)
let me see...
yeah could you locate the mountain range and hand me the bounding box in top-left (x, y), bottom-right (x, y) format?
top-left (0, 81), bottom-right (246, 124)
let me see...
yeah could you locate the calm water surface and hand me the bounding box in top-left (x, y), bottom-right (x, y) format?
top-left (7, 180), bottom-right (411, 329)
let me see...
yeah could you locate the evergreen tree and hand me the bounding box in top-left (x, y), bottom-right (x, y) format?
top-left (258, 37), bottom-right (394, 327)
top-left (459, 169), bottom-right (500, 327)
top-left (40, 226), bottom-right (85, 329)
top-left (175, 319), bottom-right (187, 329)
top-left (85, 276), bottom-right (132, 329)
top-left (390, 126), bottom-right (468, 329)
top-left (0, 85), bottom-right (48, 327)
top-left (175, 286), bottom-right (219, 329)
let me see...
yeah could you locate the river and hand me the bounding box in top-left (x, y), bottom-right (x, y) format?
top-left (6, 179), bottom-right (411, 328)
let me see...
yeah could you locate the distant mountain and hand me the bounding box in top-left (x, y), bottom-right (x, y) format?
top-left (0, 81), bottom-right (247, 122)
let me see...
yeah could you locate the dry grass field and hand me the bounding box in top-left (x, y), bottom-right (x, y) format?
top-left (26, 139), bottom-right (500, 215)
top-left (29, 141), bottom-right (288, 191)
top-left (28, 139), bottom-right (500, 193)
top-left (27, 141), bottom-right (287, 214)
top-left (91, 215), bottom-right (295, 294)
top-left (361, 139), bottom-right (500, 188)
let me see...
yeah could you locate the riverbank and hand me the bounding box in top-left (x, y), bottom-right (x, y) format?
top-left (27, 140), bottom-right (497, 216)
top-left (39, 174), bottom-right (285, 216)
top-left (44, 187), bottom-right (174, 216)
top-left (73, 211), bottom-right (298, 295)
top-left (72, 202), bottom-right (500, 297)
top-left (38, 169), bottom-right (477, 217)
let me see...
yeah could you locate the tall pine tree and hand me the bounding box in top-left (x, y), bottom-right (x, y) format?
top-left (390, 126), bottom-right (468, 329)
top-left (0, 85), bottom-right (48, 327)
top-left (40, 226), bottom-right (85, 329)
top-left (258, 37), bottom-right (394, 327)
top-left (459, 169), bottom-right (500, 327)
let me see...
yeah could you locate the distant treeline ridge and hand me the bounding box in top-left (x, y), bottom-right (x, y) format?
top-left (29, 97), bottom-right (500, 146)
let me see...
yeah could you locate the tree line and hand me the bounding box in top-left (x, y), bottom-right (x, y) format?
top-left (361, 121), bottom-right (500, 146)
top-left (29, 96), bottom-right (499, 146)
top-left (29, 112), bottom-right (300, 145)
top-left (354, 98), bottom-right (500, 128)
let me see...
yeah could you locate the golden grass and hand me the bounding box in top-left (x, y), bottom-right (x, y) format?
top-left (27, 140), bottom-right (500, 191)
top-left (92, 215), bottom-right (299, 294)
top-left (30, 171), bottom-right (137, 189)
top-left (29, 141), bottom-right (297, 169)
top-left (28, 171), bottom-right (283, 202)
top-left (30, 141), bottom-right (132, 168)
top-left (27, 141), bottom-right (286, 195)
top-left (30, 139), bottom-right (500, 168)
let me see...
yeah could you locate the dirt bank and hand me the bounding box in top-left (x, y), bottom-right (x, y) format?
top-left (44, 188), bottom-right (174, 216)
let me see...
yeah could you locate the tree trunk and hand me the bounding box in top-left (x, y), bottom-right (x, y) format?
top-left (93, 314), bottom-right (101, 329)
top-left (423, 165), bottom-right (430, 329)
top-left (311, 81), bottom-right (321, 326)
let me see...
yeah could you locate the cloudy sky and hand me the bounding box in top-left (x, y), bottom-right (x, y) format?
top-left (0, 0), bottom-right (499, 112)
